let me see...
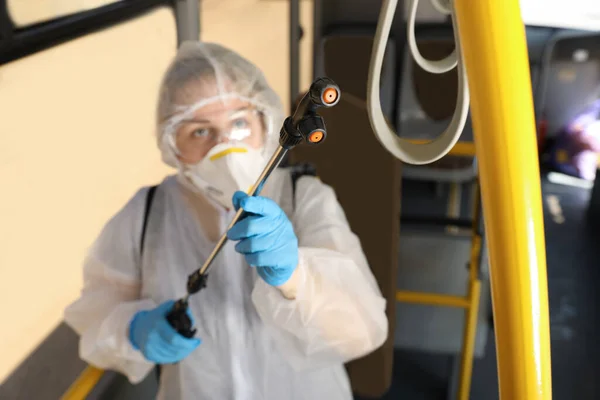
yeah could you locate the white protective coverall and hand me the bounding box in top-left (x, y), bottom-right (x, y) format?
top-left (64, 41), bottom-right (388, 400)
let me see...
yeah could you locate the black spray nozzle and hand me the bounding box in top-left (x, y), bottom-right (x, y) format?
top-left (308, 77), bottom-right (340, 108)
top-left (298, 114), bottom-right (326, 145)
top-left (292, 77), bottom-right (340, 123)
top-left (281, 77), bottom-right (340, 149)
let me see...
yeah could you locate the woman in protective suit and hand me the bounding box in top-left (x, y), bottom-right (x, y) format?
top-left (64, 41), bottom-right (388, 400)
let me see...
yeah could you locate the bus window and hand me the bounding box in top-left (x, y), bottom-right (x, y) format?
top-left (0, 6), bottom-right (176, 385)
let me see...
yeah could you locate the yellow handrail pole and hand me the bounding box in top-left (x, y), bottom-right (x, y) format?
top-left (396, 290), bottom-right (470, 308)
top-left (458, 182), bottom-right (482, 400)
top-left (459, 279), bottom-right (481, 400)
top-left (453, 0), bottom-right (552, 399)
top-left (408, 140), bottom-right (476, 157)
top-left (60, 366), bottom-right (104, 400)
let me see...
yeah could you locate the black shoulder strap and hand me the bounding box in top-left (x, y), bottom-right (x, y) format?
top-left (140, 185), bottom-right (158, 257)
top-left (289, 163), bottom-right (317, 209)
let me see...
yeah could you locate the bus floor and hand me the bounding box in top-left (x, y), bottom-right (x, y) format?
top-left (356, 174), bottom-right (600, 400)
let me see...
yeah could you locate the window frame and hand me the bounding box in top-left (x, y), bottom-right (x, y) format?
top-left (0, 0), bottom-right (177, 65)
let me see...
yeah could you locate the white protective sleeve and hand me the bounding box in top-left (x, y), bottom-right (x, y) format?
top-left (63, 187), bottom-right (157, 384)
top-left (251, 178), bottom-right (389, 371)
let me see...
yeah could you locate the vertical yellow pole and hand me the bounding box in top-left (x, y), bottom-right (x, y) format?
top-left (459, 279), bottom-right (481, 400)
top-left (453, 1), bottom-right (553, 399)
top-left (458, 183), bottom-right (482, 400)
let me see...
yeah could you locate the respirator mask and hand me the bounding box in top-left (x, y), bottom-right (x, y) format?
top-left (181, 141), bottom-right (268, 210)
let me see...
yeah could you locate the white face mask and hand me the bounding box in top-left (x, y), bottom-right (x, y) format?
top-left (181, 142), bottom-right (267, 210)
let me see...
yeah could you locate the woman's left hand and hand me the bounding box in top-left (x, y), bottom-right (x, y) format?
top-left (227, 191), bottom-right (298, 286)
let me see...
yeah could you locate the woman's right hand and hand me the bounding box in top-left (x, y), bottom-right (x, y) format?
top-left (129, 300), bottom-right (201, 364)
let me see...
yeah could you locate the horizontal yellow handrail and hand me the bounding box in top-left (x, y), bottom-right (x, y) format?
top-left (60, 366), bottom-right (104, 400)
top-left (407, 139), bottom-right (476, 157)
top-left (450, 142), bottom-right (476, 157)
top-left (396, 290), bottom-right (470, 308)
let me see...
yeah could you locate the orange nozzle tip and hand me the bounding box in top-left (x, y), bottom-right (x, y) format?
top-left (322, 87), bottom-right (338, 105)
top-left (308, 130), bottom-right (324, 143)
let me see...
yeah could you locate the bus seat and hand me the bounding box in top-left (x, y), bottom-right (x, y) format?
top-left (395, 230), bottom-right (492, 356)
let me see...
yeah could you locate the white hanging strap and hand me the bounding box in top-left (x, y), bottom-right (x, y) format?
top-left (367, 0), bottom-right (470, 165)
top-left (408, 0), bottom-right (457, 74)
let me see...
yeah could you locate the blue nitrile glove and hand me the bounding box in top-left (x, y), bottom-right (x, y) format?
top-left (129, 300), bottom-right (201, 364)
top-left (227, 191), bottom-right (299, 286)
